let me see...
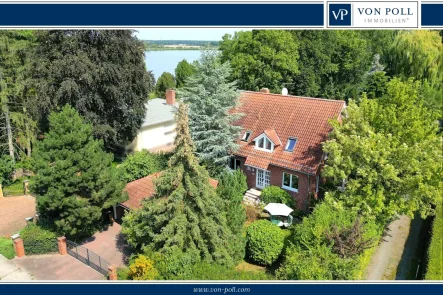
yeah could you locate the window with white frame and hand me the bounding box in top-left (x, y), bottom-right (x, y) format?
top-left (242, 131), bottom-right (251, 142)
top-left (285, 138), bottom-right (297, 152)
top-left (255, 135), bottom-right (274, 152)
top-left (282, 172), bottom-right (299, 192)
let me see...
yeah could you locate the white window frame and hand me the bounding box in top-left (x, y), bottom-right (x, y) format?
top-left (254, 134), bottom-right (274, 152)
top-left (285, 138), bottom-right (297, 152)
top-left (282, 172), bottom-right (299, 192)
top-left (242, 131), bottom-right (251, 142)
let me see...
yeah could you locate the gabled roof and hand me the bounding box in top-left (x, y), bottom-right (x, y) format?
top-left (233, 91), bottom-right (345, 174)
top-left (121, 172), bottom-right (219, 210)
top-left (252, 129), bottom-right (282, 146)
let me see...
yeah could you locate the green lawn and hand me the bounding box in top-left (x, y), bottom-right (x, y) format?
top-left (3, 177), bottom-right (28, 196)
top-left (0, 237), bottom-right (15, 259)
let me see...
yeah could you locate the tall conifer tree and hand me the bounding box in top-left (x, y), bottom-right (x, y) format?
top-left (178, 51), bottom-right (241, 172)
top-left (123, 103), bottom-right (241, 269)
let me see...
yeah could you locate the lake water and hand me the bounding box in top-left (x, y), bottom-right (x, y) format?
top-left (144, 50), bottom-right (202, 80)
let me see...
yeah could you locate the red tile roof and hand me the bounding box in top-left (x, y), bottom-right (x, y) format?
top-left (263, 129), bottom-right (281, 146)
top-left (121, 172), bottom-right (219, 210)
top-left (233, 91), bottom-right (345, 174)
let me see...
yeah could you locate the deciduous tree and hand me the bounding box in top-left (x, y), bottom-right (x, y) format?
top-left (175, 59), bottom-right (196, 88)
top-left (25, 30), bottom-right (150, 150)
top-left (155, 72), bottom-right (175, 98)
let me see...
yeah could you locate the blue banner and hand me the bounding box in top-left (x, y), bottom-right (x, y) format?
top-left (0, 3), bottom-right (324, 27)
top-left (0, 283), bottom-right (443, 294)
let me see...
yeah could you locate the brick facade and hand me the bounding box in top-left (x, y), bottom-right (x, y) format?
top-left (235, 156), bottom-right (318, 212)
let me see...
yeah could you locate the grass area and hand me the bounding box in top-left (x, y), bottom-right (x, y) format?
top-left (236, 260), bottom-right (267, 273)
top-left (0, 237), bottom-right (15, 259)
top-left (3, 177), bottom-right (29, 196)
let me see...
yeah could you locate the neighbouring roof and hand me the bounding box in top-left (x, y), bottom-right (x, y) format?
top-left (233, 91), bottom-right (345, 175)
top-left (121, 172), bottom-right (219, 210)
top-left (140, 98), bottom-right (178, 128)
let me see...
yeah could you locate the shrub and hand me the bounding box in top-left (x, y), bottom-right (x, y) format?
top-left (128, 254), bottom-right (159, 280)
top-left (119, 150), bottom-right (169, 182)
top-left (0, 237), bottom-right (15, 259)
top-left (244, 204), bottom-right (260, 223)
top-left (20, 224), bottom-right (58, 255)
top-left (277, 201), bottom-right (381, 280)
top-left (276, 244), bottom-right (357, 280)
top-left (117, 267), bottom-right (131, 280)
top-left (260, 186), bottom-right (294, 208)
top-left (246, 220), bottom-right (284, 265)
top-left (425, 202), bottom-right (443, 280)
top-left (0, 155), bottom-right (14, 186)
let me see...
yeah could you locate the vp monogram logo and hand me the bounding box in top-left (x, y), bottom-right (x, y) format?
top-left (332, 9), bottom-right (348, 20)
top-left (329, 3), bottom-right (352, 26)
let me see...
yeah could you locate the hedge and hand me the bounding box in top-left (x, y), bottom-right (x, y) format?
top-left (246, 220), bottom-right (284, 265)
top-left (425, 202), bottom-right (443, 280)
top-left (20, 224), bottom-right (58, 255)
top-left (260, 186), bottom-right (294, 207)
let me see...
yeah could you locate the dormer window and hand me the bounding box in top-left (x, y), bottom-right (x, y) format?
top-left (242, 131), bottom-right (251, 142)
top-left (285, 138), bottom-right (297, 152)
top-left (255, 135), bottom-right (274, 152)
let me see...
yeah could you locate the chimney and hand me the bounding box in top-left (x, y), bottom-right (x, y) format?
top-left (260, 88), bottom-right (270, 94)
top-left (165, 89), bottom-right (176, 105)
top-left (281, 88), bottom-right (288, 96)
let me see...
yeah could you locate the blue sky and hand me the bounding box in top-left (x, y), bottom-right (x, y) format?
top-left (135, 28), bottom-right (248, 41)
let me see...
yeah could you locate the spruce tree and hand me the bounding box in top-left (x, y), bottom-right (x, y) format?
top-left (31, 105), bottom-right (126, 238)
top-left (122, 103), bottom-right (241, 270)
top-left (177, 50), bottom-right (241, 172)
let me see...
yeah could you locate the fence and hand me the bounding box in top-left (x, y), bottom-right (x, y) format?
top-left (66, 240), bottom-right (110, 276)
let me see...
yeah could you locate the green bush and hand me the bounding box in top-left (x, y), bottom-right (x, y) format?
top-left (277, 202), bottom-right (381, 280)
top-left (20, 224), bottom-right (58, 255)
top-left (0, 237), bottom-right (15, 259)
top-left (0, 155), bottom-right (15, 186)
top-left (119, 150), bottom-right (169, 182)
top-left (246, 220), bottom-right (284, 265)
top-left (425, 202), bottom-right (443, 280)
top-left (117, 267), bottom-right (131, 280)
top-left (260, 186), bottom-right (294, 208)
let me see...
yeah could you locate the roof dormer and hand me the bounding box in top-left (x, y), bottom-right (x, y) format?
top-left (253, 129), bottom-right (281, 152)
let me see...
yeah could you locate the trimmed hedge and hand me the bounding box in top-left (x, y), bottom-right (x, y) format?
top-left (425, 202), bottom-right (443, 280)
top-left (246, 220), bottom-right (284, 265)
top-left (260, 186), bottom-right (294, 208)
top-left (0, 237), bottom-right (15, 259)
top-left (20, 224), bottom-right (58, 255)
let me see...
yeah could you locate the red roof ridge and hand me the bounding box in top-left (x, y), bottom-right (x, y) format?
top-left (240, 90), bottom-right (346, 104)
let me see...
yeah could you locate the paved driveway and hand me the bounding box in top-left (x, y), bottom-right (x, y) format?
top-left (0, 195), bottom-right (36, 236)
top-left (0, 254), bottom-right (33, 281)
top-left (12, 254), bottom-right (104, 280)
top-left (81, 223), bottom-right (132, 267)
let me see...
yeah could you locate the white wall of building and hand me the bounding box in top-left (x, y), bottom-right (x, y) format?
top-left (131, 120), bottom-right (176, 152)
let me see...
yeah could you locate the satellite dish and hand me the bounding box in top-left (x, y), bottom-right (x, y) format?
top-left (282, 88), bottom-right (288, 96)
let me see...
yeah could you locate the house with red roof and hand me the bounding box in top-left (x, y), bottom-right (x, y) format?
top-left (230, 88), bottom-right (345, 212)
